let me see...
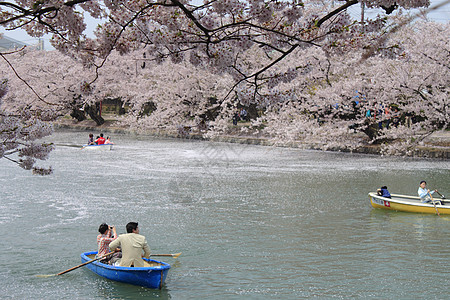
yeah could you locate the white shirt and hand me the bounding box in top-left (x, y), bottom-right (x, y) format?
top-left (418, 187), bottom-right (434, 199)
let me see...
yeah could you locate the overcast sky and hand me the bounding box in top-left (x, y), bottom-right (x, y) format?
top-left (1, 0), bottom-right (449, 50)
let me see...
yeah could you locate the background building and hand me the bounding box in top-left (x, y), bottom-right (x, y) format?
top-left (0, 35), bottom-right (44, 51)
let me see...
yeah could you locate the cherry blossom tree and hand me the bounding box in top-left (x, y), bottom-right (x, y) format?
top-left (0, 70), bottom-right (54, 175)
top-left (2, 18), bottom-right (448, 163)
top-left (1, 48), bottom-right (234, 134)
top-left (0, 46), bottom-right (106, 174)
top-left (84, 51), bottom-right (235, 132)
top-left (1, 1), bottom-right (433, 87)
top-left (362, 21), bottom-right (449, 155)
top-left (1, 0), bottom-right (447, 173)
top-left (254, 20), bottom-right (449, 155)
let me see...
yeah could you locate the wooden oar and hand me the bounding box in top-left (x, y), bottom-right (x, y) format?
top-left (53, 143), bottom-right (84, 148)
top-left (36, 250), bottom-right (117, 278)
top-left (430, 193), bottom-right (440, 217)
top-left (150, 252), bottom-right (182, 258)
top-left (436, 191), bottom-right (446, 199)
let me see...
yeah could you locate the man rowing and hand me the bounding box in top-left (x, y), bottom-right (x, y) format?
top-left (418, 181), bottom-right (442, 205)
top-left (109, 222), bottom-right (151, 267)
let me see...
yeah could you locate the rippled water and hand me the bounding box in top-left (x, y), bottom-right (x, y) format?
top-left (1, 130), bottom-right (449, 299)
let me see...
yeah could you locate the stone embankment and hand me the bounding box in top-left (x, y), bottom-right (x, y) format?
top-left (54, 118), bottom-right (450, 159)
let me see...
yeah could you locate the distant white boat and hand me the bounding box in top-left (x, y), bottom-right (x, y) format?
top-left (81, 144), bottom-right (113, 151)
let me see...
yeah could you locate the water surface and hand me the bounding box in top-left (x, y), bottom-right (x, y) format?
top-left (1, 131), bottom-right (449, 299)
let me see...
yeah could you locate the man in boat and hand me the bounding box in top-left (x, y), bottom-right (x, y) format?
top-left (97, 223), bottom-right (120, 264)
top-left (109, 222), bottom-right (151, 267)
top-left (95, 133), bottom-right (106, 145)
top-left (418, 181), bottom-right (442, 205)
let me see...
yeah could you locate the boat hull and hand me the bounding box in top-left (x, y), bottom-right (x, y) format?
top-left (82, 144), bottom-right (113, 150)
top-left (369, 192), bottom-right (450, 215)
top-left (81, 251), bottom-right (170, 289)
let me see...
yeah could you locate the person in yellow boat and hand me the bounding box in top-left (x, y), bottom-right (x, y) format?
top-left (109, 222), bottom-right (150, 267)
top-left (377, 186), bottom-right (391, 198)
top-left (418, 181), bottom-right (441, 204)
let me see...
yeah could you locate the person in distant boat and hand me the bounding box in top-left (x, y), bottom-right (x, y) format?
top-left (88, 133), bottom-right (95, 145)
top-left (95, 133), bottom-right (106, 145)
top-left (104, 136), bottom-right (114, 145)
top-left (109, 222), bottom-right (151, 267)
top-left (418, 181), bottom-right (440, 204)
top-left (97, 223), bottom-right (120, 264)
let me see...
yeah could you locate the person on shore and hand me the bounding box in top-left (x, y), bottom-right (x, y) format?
top-left (392, 107), bottom-right (400, 128)
top-left (109, 222), bottom-right (151, 267)
top-left (240, 108), bottom-right (248, 121)
top-left (104, 136), bottom-right (114, 144)
top-left (384, 106), bottom-right (391, 129)
top-left (232, 110), bottom-right (240, 125)
top-left (97, 223), bottom-right (120, 263)
top-left (377, 102), bottom-right (385, 129)
top-left (418, 181), bottom-right (441, 204)
top-left (88, 133), bottom-right (95, 145)
top-left (95, 133), bottom-right (106, 145)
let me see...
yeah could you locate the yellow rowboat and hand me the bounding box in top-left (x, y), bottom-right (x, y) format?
top-left (368, 193), bottom-right (450, 215)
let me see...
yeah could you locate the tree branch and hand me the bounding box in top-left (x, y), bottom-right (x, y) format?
top-left (0, 50), bottom-right (59, 106)
top-left (316, 0), bottom-right (359, 28)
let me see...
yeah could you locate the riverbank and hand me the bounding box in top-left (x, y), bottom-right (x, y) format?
top-left (54, 116), bottom-right (450, 159)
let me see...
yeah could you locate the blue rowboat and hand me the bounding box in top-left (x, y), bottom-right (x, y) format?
top-left (80, 251), bottom-right (170, 289)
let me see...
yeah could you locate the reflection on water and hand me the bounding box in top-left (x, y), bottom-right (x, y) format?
top-left (0, 130), bottom-right (449, 299)
top-left (369, 208), bottom-right (450, 241)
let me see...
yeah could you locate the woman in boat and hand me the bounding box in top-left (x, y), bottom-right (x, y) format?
top-left (97, 223), bottom-right (120, 263)
top-left (418, 181), bottom-right (440, 204)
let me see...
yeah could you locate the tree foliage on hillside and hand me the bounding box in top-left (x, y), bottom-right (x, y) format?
top-left (257, 21), bottom-right (449, 154)
top-left (1, 0), bottom-right (447, 173)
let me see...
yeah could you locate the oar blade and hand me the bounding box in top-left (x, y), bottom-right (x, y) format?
top-left (35, 274), bottom-right (57, 278)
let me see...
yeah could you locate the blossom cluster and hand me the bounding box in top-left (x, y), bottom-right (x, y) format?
top-left (0, 109), bottom-right (54, 174)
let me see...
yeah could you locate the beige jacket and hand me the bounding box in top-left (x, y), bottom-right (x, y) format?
top-left (109, 233), bottom-right (151, 267)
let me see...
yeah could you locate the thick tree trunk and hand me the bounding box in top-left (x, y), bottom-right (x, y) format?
top-left (70, 108), bottom-right (87, 122)
top-left (361, 120), bottom-right (379, 141)
top-left (85, 104), bottom-right (105, 126)
top-left (246, 103), bottom-right (259, 120)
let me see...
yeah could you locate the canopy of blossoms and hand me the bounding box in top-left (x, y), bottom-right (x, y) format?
top-left (1, 0), bottom-right (448, 173)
